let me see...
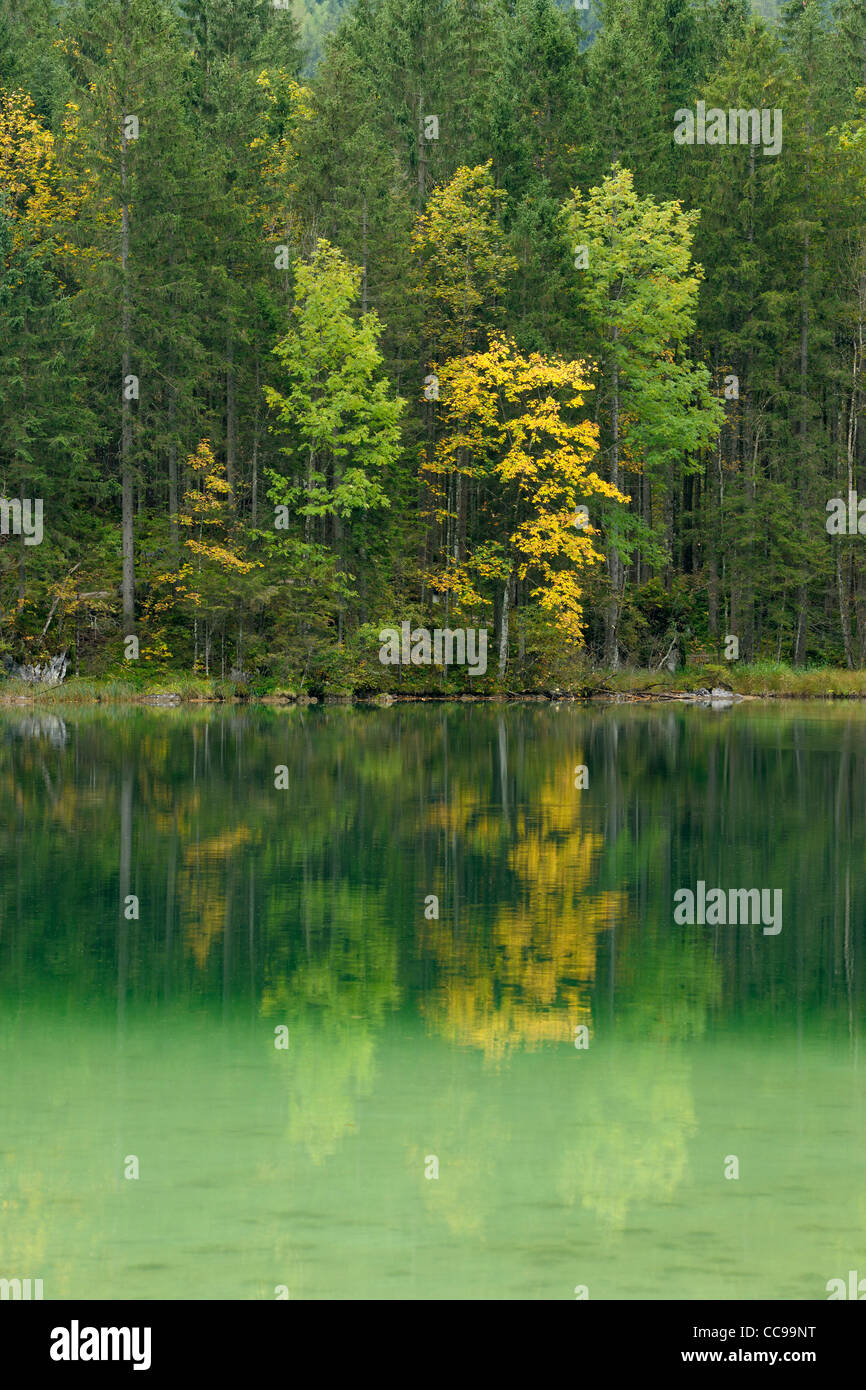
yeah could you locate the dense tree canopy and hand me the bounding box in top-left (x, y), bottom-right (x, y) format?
top-left (0, 0), bottom-right (863, 691)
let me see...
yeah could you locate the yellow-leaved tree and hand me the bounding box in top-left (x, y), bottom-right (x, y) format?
top-left (144, 440), bottom-right (260, 675)
top-left (0, 89), bottom-right (96, 652)
top-left (410, 162), bottom-right (516, 363)
top-left (426, 335), bottom-right (629, 673)
top-left (248, 69), bottom-right (314, 255)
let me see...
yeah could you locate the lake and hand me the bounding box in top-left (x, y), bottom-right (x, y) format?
top-left (1, 702), bottom-right (863, 1300)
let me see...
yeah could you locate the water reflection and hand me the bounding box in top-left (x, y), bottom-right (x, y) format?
top-left (0, 703), bottom-right (863, 1297)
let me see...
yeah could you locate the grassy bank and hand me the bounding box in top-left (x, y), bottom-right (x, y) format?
top-left (603, 661), bottom-right (866, 698)
top-left (5, 661), bottom-right (866, 704)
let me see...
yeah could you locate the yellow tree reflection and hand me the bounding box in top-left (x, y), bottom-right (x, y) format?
top-left (421, 769), bottom-right (626, 1060)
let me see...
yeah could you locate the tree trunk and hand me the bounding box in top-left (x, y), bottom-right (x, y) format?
top-left (708, 446), bottom-right (720, 640)
top-left (498, 573), bottom-right (511, 676)
top-left (251, 360), bottom-right (260, 526)
top-left (604, 358), bottom-right (621, 669)
top-left (305, 449), bottom-right (313, 543)
top-left (226, 330), bottom-right (236, 497)
top-left (837, 549), bottom-right (854, 669)
top-left (361, 193), bottom-right (368, 314)
top-left (417, 90), bottom-right (426, 205)
top-left (794, 231), bottom-right (810, 666)
top-left (456, 458), bottom-right (467, 564)
top-left (121, 46), bottom-right (135, 637)
top-left (168, 387), bottom-right (179, 563)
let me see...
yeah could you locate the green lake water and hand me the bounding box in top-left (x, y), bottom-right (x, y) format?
top-left (1, 702), bottom-right (863, 1300)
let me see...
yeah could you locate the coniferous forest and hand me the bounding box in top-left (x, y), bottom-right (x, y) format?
top-left (3, 0), bottom-right (866, 695)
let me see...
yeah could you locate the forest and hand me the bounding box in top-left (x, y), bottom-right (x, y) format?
top-left (2, 0), bottom-right (866, 696)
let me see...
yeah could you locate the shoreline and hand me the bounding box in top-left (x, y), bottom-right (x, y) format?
top-left (6, 663), bottom-right (866, 707)
top-left (4, 687), bottom-right (866, 708)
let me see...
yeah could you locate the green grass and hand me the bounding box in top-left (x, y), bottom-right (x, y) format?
top-left (0, 673), bottom-right (221, 704)
top-left (604, 661), bottom-right (866, 697)
top-left (724, 661), bottom-right (866, 697)
top-left (5, 661), bottom-right (866, 703)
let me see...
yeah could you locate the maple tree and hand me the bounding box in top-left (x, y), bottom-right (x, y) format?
top-left (427, 334), bottom-right (629, 670)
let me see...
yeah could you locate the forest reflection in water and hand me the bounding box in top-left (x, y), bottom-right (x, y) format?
top-left (0, 703), bottom-right (863, 1298)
